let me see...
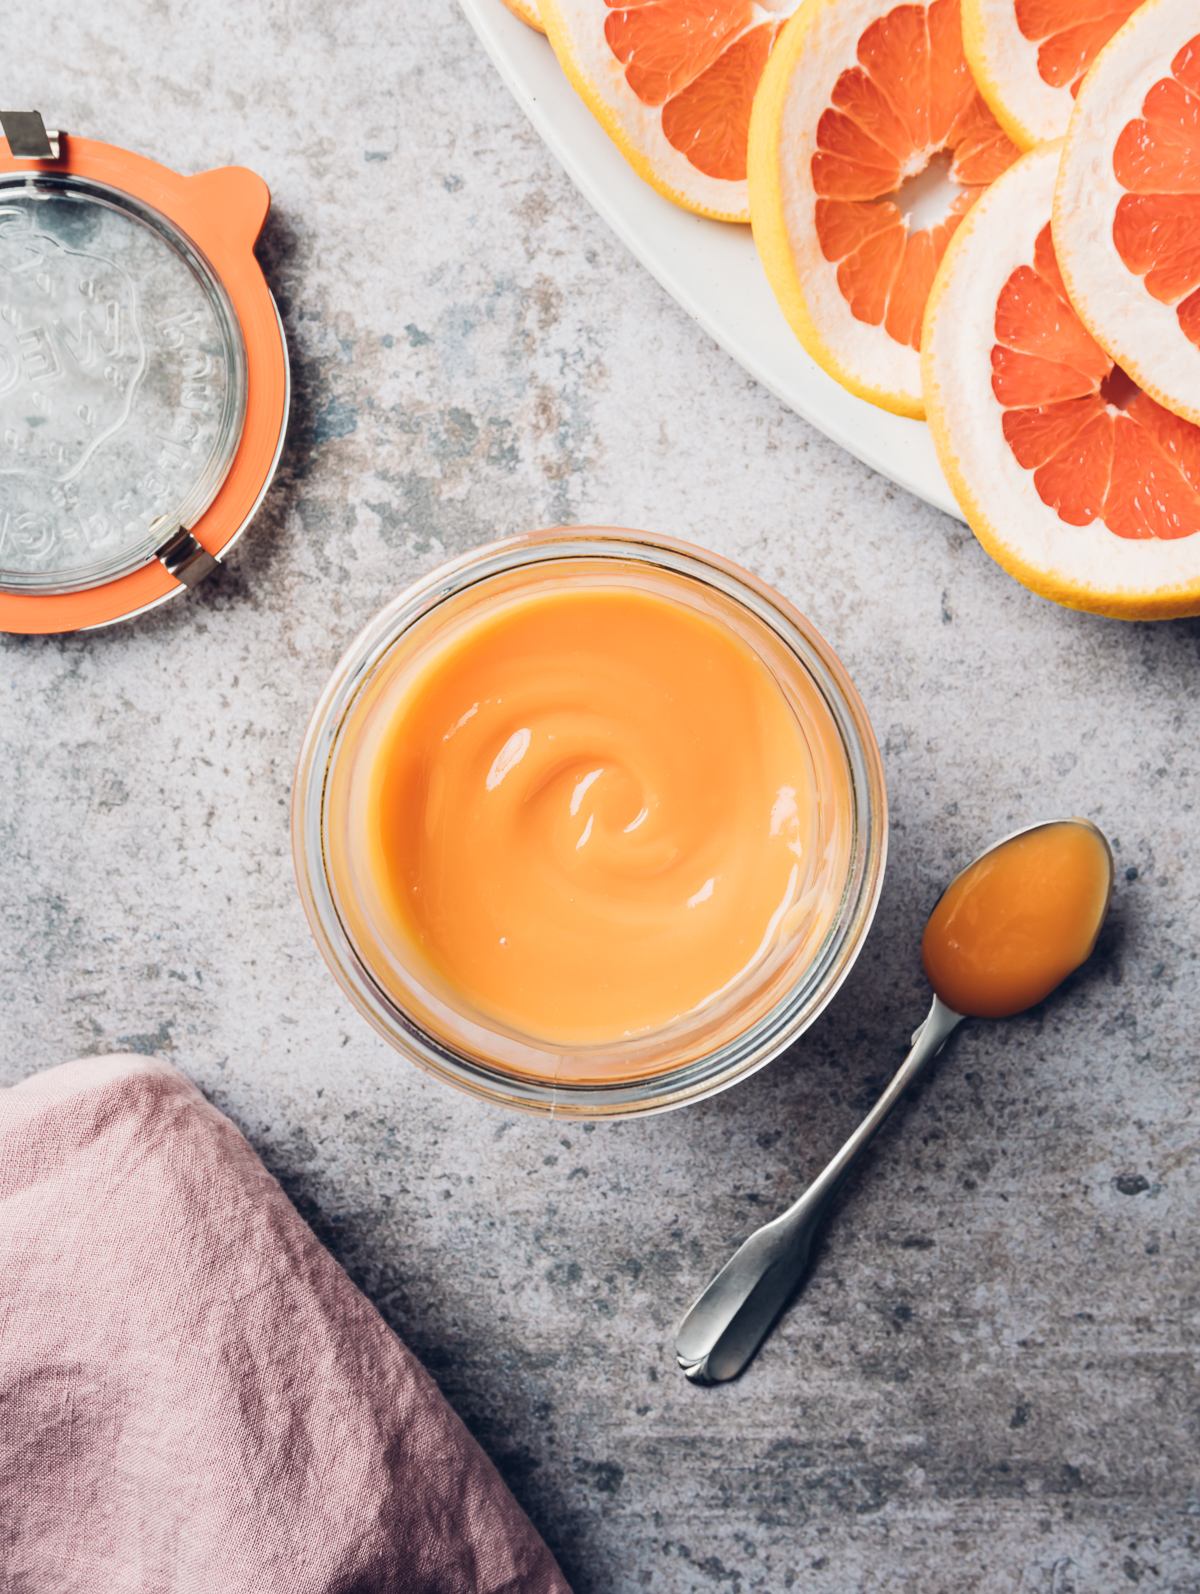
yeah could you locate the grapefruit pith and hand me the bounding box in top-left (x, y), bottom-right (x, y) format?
top-left (540, 0), bottom-right (799, 220)
top-left (924, 142), bottom-right (1200, 620)
top-left (1055, 0), bottom-right (1200, 428)
top-left (749, 0), bottom-right (1019, 418)
top-left (962, 0), bottom-right (1141, 149)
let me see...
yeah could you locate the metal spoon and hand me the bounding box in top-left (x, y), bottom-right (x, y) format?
top-left (675, 817), bottom-right (1114, 1385)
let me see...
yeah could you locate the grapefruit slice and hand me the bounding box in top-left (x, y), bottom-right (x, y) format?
top-left (749, 0), bottom-right (1020, 418)
top-left (500, 0), bottom-right (546, 33)
top-left (1055, 0), bottom-right (1200, 428)
top-left (924, 142), bottom-right (1200, 619)
top-left (540, 0), bottom-right (799, 220)
top-left (962, 0), bottom-right (1142, 149)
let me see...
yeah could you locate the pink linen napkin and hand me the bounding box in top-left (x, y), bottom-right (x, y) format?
top-left (0, 1054), bottom-right (571, 1594)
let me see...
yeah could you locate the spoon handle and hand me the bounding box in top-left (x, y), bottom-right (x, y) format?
top-left (674, 995), bottom-right (964, 1384)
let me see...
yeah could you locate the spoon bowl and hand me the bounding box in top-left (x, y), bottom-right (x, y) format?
top-left (922, 818), bottom-right (1113, 1018)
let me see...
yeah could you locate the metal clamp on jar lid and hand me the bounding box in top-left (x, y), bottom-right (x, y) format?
top-left (0, 111), bottom-right (289, 633)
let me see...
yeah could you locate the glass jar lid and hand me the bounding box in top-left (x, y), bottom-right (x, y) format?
top-left (0, 173), bottom-right (248, 595)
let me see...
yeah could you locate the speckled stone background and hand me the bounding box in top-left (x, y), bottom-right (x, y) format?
top-left (4, 5), bottom-right (1200, 1591)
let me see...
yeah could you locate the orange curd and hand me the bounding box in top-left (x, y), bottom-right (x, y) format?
top-left (921, 821), bottom-right (1112, 1019)
top-left (328, 573), bottom-right (854, 1061)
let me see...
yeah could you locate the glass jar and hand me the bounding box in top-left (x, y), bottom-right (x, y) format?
top-left (0, 125), bottom-right (289, 634)
top-left (292, 528), bottom-right (887, 1117)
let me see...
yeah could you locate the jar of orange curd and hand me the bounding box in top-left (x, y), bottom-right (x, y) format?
top-left (292, 528), bottom-right (886, 1117)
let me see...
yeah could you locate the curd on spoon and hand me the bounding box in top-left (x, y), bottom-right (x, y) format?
top-left (922, 819), bottom-right (1114, 1018)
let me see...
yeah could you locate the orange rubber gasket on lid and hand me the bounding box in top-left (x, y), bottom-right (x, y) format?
top-left (0, 137), bottom-right (289, 635)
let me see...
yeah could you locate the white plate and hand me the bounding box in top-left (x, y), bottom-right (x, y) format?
top-left (458, 0), bottom-right (963, 520)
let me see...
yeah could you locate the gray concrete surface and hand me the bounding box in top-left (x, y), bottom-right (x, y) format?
top-left (3, 4), bottom-right (1199, 1590)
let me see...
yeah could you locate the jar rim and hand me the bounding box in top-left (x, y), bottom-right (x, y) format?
top-left (292, 527), bottom-right (888, 1118)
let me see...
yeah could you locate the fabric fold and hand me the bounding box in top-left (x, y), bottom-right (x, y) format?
top-left (0, 1055), bottom-right (570, 1594)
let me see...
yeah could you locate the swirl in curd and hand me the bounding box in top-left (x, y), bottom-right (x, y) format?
top-left (356, 583), bottom-right (837, 1045)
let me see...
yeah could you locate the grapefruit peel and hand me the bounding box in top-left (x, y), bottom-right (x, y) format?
top-left (500, 0), bottom-right (547, 33)
top-left (924, 142), bottom-right (1200, 620)
top-left (749, 0), bottom-right (1019, 420)
top-left (962, 0), bottom-right (1141, 150)
top-left (1054, 0), bottom-right (1200, 430)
